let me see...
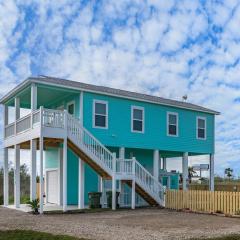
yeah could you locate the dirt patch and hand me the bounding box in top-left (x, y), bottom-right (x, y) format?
top-left (0, 207), bottom-right (240, 240)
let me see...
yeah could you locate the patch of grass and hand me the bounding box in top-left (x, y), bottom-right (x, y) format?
top-left (0, 230), bottom-right (87, 240)
top-left (191, 235), bottom-right (240, 240)
top-left (8, 195), bottom-right (30, 204)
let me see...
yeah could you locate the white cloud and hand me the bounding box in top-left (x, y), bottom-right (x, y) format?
top-left (1, 1), bottom-right (240, 177)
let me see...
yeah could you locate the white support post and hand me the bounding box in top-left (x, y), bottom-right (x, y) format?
top-left (182, 152), bottom-right (188, 191)
top-left (58, 147), bottom-right (63, 205)
top-left (163, 157), bottom-right (167, 171)
top-left (112, 153), bottom-right (116, 210)
top-left (119, 147), bottom-right (125, 206)
top-left (14, 144), bottom-right (20, 208)
top-left (31, 83), bottom-right (37, 110)
top-left (153, 150), bottom-right (159, 180)
top-left (167, 176), bottom-right (171, 189)
top-left (209, 154), bottom-right (214, 191)
top-left (3, 104), bottom-right (8, 138)
top-left (63, 138), bottom-right (67, 212)
top-left (39, 136), bottom-right (44, 214)
top-left (30, 139), bottom-right (37, 201)
top-left (131, 157), bottom-right (136, 210)
top-left (39, 107), bottom-right (44, 214)
top-left (3, 148), bottom-right (9, 206)
top-left (119, 147), bottom-right (125, 160)
top-left (78, 158), bottom-right (85, 209)
top-left (14, 97), bottom-right (20, 135)
top-left (63, 110), bottom-right (68, 212)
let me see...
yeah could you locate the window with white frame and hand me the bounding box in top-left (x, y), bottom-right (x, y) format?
top-left (131, 106), bottom-right (144, 133)
top-left (93, 100), bottom-right (108, 128)
top-left (197, 117), bottom-right (206, 139)
top-left (167, 112), bottom-right (178, 136)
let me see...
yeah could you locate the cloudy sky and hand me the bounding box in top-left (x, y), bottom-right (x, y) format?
top-left (0, 0), bottom-right (240, 176)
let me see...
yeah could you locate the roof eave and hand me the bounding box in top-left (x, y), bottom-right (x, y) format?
top-left (0, 78), bottom-right (32, 104)
top-left (0, 76), bottom-right (221, 115)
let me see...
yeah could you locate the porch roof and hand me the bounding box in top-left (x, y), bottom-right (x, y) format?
top-left (0, 76), bottom-right (220, 115)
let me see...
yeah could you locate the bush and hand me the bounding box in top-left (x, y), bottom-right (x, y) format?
top-left (0, 195), bottom-right (3, 205)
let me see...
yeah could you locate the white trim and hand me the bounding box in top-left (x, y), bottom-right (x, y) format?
top-left (93, 99), bottom-right (108, 129)
top-left (67, 100), bottom-right (75, 115)
top-left (131, 106), bottom-right (144, 133)
top-left (196, 116), bottom-right (207, 140)
top-left (167, 112), bottom-right (178, 137)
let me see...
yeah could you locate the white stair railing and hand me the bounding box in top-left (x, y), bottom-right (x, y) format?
top-left (66, 111), bottom-right (164, 205)
top-left (135, 161), bottom-right (165, 205)
top-left (67, 113), bottom-right (113, 172)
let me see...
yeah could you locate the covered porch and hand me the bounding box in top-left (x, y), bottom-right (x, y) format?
top-left (2, 82), bottom-right (83, 213)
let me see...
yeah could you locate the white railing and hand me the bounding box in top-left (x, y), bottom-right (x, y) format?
top-left (16, 114), bottom-right (31, 134)
top-left (32, 109), bottom-right (40, 125)
top-left (116, 159), bottom-right (133, 175)
top-left (135, 161), bottom-right (165, 204)
top-left (67, 113), bottom-right (113, 171)
top-left (42, 109), bottom-right (64, 128)
top-left (5, 123), bottom-right (15, 138)
top-left (4, 109), bottom-right (41, 138)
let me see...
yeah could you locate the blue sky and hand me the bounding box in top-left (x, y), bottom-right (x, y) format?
top-left (0, 0), bottom-right (240, 176)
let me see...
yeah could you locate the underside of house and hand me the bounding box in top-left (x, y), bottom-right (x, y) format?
top-left (1, 76), bottom-right (219, 213)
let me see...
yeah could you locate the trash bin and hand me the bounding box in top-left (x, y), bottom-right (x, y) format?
top-left (88, 192), bottom-right (102, 209)
top-left (106, 191), bottom-right (120, 209)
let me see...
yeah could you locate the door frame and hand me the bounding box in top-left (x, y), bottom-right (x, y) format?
top-left (45, 168), bottom-right (59, 205)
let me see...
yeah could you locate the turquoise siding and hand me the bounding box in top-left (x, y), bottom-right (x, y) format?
top-left (45, 147), bottom-right (98, 205)
top-left (83, 92), bottom-right (214, 155)
top-left (44, 88), bottom-right (216, 206)
top-left (45, 148), bottom-right (59, 169)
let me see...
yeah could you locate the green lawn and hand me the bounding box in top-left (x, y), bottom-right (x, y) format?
top-left (191, 236), bottom-right (240, 240)
top-left (0, 230), bottom-right (87, 240)
top-left (1, 230), bottom-right (240, 240)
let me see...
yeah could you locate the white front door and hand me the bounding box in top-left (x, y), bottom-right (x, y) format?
top-left (47, 170), bottom-right (58, 204)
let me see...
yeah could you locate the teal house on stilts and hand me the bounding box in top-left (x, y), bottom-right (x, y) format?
top-left (1, 76), bottom-right (219, 213)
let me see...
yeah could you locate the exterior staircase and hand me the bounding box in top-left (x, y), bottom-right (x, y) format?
top-left (4, 107), bottom-right (165, 207)
top-left (66, 113), bottom-right (165, 207)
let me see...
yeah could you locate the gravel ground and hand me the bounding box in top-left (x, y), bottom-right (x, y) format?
top-left (0, 207), bottom-right (240, 240)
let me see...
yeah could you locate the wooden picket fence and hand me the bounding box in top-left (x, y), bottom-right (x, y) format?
top-left (165, 190), bottom-right (240, 215)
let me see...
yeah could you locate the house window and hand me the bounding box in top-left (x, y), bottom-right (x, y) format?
top-left (131, 106), bottom-right (144, 133)
top-left (167, 112), bottom-right (178, 136)
top-left (197, 117), bottom-right (206, 139)
top-left (93, 100), bottom-right (108, 128)
top-left (67, 101), bottom-right (75, 115)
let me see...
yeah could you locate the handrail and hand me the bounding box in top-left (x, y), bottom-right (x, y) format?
top-left (135, 160), bottom-right (165, 202)
top-left (67, 113), bottom-right (114, 171)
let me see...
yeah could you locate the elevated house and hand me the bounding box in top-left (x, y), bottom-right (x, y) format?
top-left (1, 76), bottom-right (219, 213)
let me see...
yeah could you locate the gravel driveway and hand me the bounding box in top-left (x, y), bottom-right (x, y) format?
top-left (1, 207), bottom-right (240, 240)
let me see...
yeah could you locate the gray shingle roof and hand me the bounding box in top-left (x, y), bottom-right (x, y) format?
top-left (0, 76), bottom-right (220, 115)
